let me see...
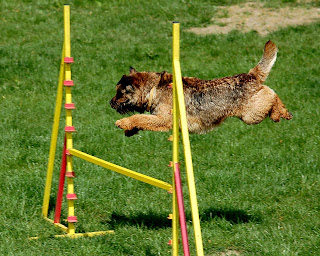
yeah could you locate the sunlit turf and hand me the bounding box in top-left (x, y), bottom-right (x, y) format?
top-left (0, 0), bottom-right (319, 255)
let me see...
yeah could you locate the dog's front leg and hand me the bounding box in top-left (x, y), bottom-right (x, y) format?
top-left (115, 114), bottom-right (172, 136)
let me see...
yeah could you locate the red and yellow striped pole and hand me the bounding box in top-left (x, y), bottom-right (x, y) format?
top-left (63, 4), bottom-right (77, 235)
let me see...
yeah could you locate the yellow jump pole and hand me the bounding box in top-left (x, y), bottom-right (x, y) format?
top-left (68, 149), bottom-right (172, 191)
top-left (171, 24), bottom-right (180, 253)
top-left (42, 43), bottom-right (65, 217)
top-left (172, 22), bottom-right (204, 256)
top-left (63, 4), bottom-right (77, 235)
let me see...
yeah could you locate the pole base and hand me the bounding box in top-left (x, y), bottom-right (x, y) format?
top-left (29, 217), bottom-right (114, 240)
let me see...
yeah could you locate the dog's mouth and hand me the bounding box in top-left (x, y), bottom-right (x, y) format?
top-left (109, 98), bottom-right (144, 114)
top-left (110, 99), bottom-right (130, 114)
top-left (115, 104), bottom-right (132, 114)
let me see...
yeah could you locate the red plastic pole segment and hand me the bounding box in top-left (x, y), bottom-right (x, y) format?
top-left (174, 163), bottom-right (190, 256)
top-left (54, 135), bottom-right (67, 223)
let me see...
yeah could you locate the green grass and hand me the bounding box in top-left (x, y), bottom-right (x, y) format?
top-left (0, 0), bottom-right (319, 255)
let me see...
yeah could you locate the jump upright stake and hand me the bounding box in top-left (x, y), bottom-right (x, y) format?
top-left (63, 4), bottom-right (77, 234)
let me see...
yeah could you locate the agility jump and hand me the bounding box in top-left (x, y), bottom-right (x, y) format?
top-left (38, 5), bottom-right (204, 256)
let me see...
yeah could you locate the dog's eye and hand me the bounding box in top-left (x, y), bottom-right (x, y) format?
top-left (125, 85), bottom-right (133, 92)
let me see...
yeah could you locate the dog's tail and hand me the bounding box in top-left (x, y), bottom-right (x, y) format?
top-left (249, 40), bottom-right (278, 83)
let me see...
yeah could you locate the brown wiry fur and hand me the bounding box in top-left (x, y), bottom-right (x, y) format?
top-left (110, 40), bottom-right (292, 136)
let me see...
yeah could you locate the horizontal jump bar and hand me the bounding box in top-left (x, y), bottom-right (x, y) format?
top-left (68, 149), bottom-right (172, 191)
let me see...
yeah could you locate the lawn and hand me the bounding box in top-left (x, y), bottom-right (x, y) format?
top-left (0, 0), bottom-right (319, 255)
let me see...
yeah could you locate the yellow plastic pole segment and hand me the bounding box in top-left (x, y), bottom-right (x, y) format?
top-left (63, 4), bottom-right (76, 236)
top-left (64, 5), bottom-right (71, 61)
top-left (42, 44), bottom-right (65, 217)
top-left (172, 22), bottom-right (204, 256)
top-left (68, 149), bottom-right (172, 191)
top-left (171, 189), bottom-right (179, 256)
top-left (171, 123), bottom-right (179, 256)
top-left (29, 230), bottom-right (114, 240)
top-left (55, 230), bottom-right (115, 238)
top-left (171, 154), bottom-right (179, 255)
top-left (171, 22), bottom-right (181, 256)
top-left (43, 217), bottom-right (68, 233)
top-left (67, 176), bottom-right (75, 224)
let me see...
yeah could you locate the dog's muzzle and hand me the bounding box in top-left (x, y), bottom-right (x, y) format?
top-left (109, 97), bottom-right (131, 114)
top-left (109, 97), bottom-right (117, 110)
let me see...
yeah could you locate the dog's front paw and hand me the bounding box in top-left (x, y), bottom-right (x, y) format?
top-left (115, 119), bottom-right (140, 137)
top-left (115, 118), bottom-right (134, 130)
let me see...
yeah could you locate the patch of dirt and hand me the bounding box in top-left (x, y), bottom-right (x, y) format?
top-left (210, 249), bottom-right (242, 256)
top-left (188, 2), bottom-right (320, 36)
top-left (220, 250), bottom-right (242, 256)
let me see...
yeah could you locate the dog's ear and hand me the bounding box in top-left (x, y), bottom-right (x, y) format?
top-left (117, 75), bottom-right (135, 89)
top-left (129, 67), bottom-right (137, 74)
top-left (121, 74), bottom-right (140, 90)
top-left (159, 71), bottom-right (172, 86)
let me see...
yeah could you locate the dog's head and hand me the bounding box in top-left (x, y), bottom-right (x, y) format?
top-left (110, 67), bottom-right (170, 114)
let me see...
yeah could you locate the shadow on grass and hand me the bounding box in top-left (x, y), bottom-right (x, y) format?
top-left (103, 207), bottom-right (261, 230)
top-left (199, 207), bottom-right (262, 224)
top-left (47, 197), bottom-right (57, 216)
top-left (104, 211), bottom-right (172, 230)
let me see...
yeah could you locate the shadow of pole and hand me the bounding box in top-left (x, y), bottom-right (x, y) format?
top-left (101, 206), bottom-right (262, 231)
top-left (199, 207), bottom-right (262, 224)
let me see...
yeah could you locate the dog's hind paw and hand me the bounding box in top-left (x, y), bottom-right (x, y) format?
top-left (286, 112), bottom-right (293, 120)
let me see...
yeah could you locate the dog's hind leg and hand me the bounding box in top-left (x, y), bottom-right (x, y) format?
top-left (240, 86), bottom-right (276, 124)
top-left (240, 86), bottom-right (292, 124)
top-left (269, 95), bottom-right (293, 122)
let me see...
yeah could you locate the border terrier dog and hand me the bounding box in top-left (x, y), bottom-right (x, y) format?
top-left (110, 40), bottom-right (292, 136)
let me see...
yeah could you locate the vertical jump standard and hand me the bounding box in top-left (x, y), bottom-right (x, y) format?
top-left (38, 5), bottom-right (204, 256)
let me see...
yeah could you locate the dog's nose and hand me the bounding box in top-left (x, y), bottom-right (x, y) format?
top-left (109, 98), bottom-right (116, 108)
